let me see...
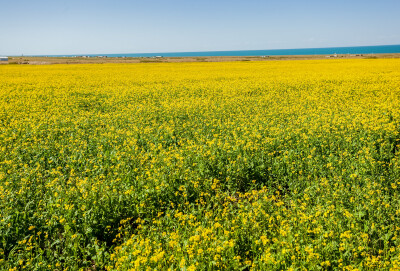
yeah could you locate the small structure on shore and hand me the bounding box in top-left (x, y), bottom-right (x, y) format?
top-left (0, 56), bottom-right (8, 61)
top-left (326, 54), bottom-right (338, 58)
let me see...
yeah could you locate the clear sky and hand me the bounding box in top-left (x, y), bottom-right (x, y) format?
top-left (1, 0), bottom-right (400, 55)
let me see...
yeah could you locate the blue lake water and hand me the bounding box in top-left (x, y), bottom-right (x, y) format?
top-left (39, 44), bottom-right (400, 58)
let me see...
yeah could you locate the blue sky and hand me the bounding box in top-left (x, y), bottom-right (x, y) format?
top-left (1, 0), bottom-right (400, 55)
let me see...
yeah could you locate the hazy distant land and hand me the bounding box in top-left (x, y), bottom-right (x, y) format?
top-left (2, 53), bottom-right (400, 65)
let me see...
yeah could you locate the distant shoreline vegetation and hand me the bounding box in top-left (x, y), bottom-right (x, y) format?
top-left (24, 44), bottom-right (400, 58)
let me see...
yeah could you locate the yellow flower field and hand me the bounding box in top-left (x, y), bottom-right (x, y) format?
top-left (1, 59), bottom-right (400, 270)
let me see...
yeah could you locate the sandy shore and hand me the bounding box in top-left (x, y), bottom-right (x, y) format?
top-left (2, 53), bottom-right (400, 65)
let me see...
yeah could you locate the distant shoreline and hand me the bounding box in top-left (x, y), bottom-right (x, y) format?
top-left (17, 44), bottom-right (400, 58)
top-left (2, 53), bottom-right (400, 65)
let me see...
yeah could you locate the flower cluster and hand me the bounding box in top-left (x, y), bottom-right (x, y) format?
top-left (0, 59), bottom-right (400, 270)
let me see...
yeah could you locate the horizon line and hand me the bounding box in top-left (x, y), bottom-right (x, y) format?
top-left (7, 43), bottom-right (400, 57)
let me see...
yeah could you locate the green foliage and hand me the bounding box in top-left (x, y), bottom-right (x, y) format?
top-left (1, 59), bottom-right (400, 270)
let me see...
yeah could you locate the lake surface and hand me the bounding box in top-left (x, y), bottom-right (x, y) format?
top-left (39, 44), bottom-right (400, 58)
